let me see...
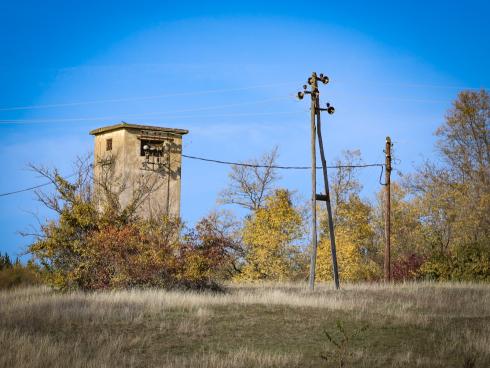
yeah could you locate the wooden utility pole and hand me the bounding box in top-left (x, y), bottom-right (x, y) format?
top-left (298, 72), bottom-right (339, 290)
top-left (316, 103), bottom-right (340, 290)
top-left (384, 136), bottom-right (392, 282)
top-left (309, 73), bottom-right (318, 291)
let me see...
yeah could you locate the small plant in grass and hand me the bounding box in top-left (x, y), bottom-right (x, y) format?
top-left (462, 352), bottom-right (478, 368)
top-left (320, 320), bottom-right (369, 367)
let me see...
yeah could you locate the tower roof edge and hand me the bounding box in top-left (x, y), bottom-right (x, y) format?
top-left (89, 122), bottom-right (189, 136)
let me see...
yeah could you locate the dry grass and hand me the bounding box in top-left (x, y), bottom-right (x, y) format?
top-left (1, 282), bottom-right (489, 367)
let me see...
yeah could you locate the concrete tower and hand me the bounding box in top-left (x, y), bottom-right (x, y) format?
top-left (90, 122), bottom-right (188, 219)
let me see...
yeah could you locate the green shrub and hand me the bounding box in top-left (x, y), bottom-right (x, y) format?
top-left (420, 243), bottom-right (490, 281)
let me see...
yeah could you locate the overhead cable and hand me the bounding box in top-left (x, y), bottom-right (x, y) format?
top-left (0, 154), bottom-right (386, 197)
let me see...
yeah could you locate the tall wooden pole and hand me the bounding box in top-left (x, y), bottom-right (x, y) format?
top-left (308, 73), bottom-right (318, 291)
top-left (384, 136), bottom-right (392, 282)
top-left (316, 105), bottom-right (340, 290)
top-left (298, 72), bottom-right (337, 290)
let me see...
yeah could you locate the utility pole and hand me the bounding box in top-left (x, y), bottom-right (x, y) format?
top-left (316, 101), bottom-right (340, 290)
top-left (298, 72), bottom-right (339, 290)
top-left (309, 74), bottom-right (318, 291)
top-left (384, 136), bottom-right (392, 282)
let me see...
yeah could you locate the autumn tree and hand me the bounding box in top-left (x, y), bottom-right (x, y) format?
top-left (317, 194), bottom-right (381, 282)
top-left (235, 189), bottom-right (307, 281)
top-left (183, 210), bottom-right (244, 281)
top-left (372, 182), bottom-right (425, 280)
top-left (317, 151), bottom-right (381, 282)
top-left (0, 258), bottom-right (41, 289)
top-left (26, 156), bottom-right (236, 290)
top-left (219, 147), bottom-right (280, 211)
top-left (406, 90), bottom-right (490, 280)
top-left (330, 150), bottom-right (363, 210)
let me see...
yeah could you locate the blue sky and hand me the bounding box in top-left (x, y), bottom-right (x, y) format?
top-left (1, 1), bottom-right (489, 259)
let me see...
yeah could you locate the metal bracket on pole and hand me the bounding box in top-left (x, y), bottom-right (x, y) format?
top-left (315, 194), bottom-right (329, 201)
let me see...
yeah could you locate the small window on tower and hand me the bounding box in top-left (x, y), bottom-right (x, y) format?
top-left (106, 138), bottom-right (113, 151)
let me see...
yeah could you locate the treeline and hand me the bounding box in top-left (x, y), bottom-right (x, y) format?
top-left (24, 90), bottom-right (489, 290)
top-left (216, 89), bottom-right (490, 283)
top-left (0, 253), bottom-right (40, 289)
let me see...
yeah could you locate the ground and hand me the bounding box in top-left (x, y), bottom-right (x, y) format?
top-left (1, 282), bottom-right (489, 367)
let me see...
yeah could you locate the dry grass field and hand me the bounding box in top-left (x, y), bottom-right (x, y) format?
top-left (1, 282), bottom-right (489, 367)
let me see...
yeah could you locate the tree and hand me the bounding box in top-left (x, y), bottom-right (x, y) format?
top-left (219, 147), bottom-right (280, 211)
top-left (0, 254), bottom-right (41, 289)
top-left (406, 90), bottom-right (490, 280)
top-left (317, 194), bottom-right (381, 282)
top-left (235, 189), bottom-right (307, 281)
top-left (372, 182), bottom-right (425, 280)
top-left (436, 89), bottom-right (489, 184)
top-left (0, 253), bottom-right (12, 270)
top-left (317, 150), bottom-right (381, 281)
top-left (330, 150), bottom-right (363, 210)
top-left (26, 157), bottom-right (236, 290)
top-left (181, 211), bottom-right (243, 282)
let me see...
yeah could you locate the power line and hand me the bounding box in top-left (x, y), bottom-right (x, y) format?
top-left (0, 81), bottom-right (485, 112)
top-left (0, 173), bottom-right (77, 197)
top-left (0, 94), bottom-right (472, 125)
top-left (0, 154), bottom-right (385, 198)
top-left (0, 182), bottom-right (55, 197)
top-left (182, 154), bottom-right (383, 170)
top-left (0, 97), bottom-right (297, 124)
top-left (181, 154), bottom-right (387, 186)
top-left (373, 82), bottom-right (487, 90)
top-left (0, 83), bottom-right (297, 112)
top-left (1, 77), bottom-right (486, 116)
top-left (0, 110), bottom-right (303, 125)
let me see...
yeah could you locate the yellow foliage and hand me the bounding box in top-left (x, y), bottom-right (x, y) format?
top-left (317, 230), bottom-right (381, 282)
top-left (317, 195), bottom-right (381, 282)
top-left (235, 189), bottom-right (305, 281)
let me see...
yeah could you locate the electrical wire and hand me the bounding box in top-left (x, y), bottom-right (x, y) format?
top-left (0, 154), bottom-right (386, 198)
top-left (0, 82), bottom-right (298, 112)
top-left (0, 97), bottom-right (298, 124)
top-left (182, 154), bottom-right (384, 170)
top-left (0, 81), bottom-right (486, 112)
top-left (0, 110), bottom-right (304, 124)
top-left (0, 173), bottom-right (77, 197)
top-left (182, 154), bottom-right (387, 186)
top-left (0, 182), bottom-right (55, 197)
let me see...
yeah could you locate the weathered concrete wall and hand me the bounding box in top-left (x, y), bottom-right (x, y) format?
top-left (92, 125), bottom-right (185, 219)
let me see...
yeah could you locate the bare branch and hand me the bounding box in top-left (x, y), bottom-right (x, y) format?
top-left (219, 147), bottom-right (280, 211)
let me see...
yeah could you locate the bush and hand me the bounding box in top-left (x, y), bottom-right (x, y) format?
top-left (31, 215), bottom-right (235, 291)
top-left (392, 253), bottom-right (425, 281)
top-left (75, 218), bottom-right (233, 291)
top-left (420, 244), bottom-right (490, 281)
top-left (0, 263), bottom-right (41, 290)
top-left (27, 161), bottom-right (237, 291)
